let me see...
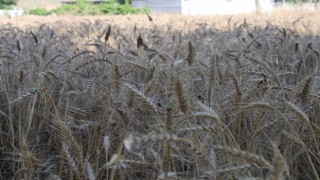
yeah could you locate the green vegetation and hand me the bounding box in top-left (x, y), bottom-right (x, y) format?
top-left (100, 2), bottom-right (148, 15)
top-left (52, 4), bottom-right (78, 15)
top-left (0, 0), bottom-right (18, 9)
top-left (28, 8), bottom-right (50, 16)
top-left (27, 0), bottom-right (148, 16)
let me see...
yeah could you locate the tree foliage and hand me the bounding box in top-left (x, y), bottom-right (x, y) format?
top-left (117, 0), bottom-right (131, 4)
top-left (0, 0), bottom-right (18, 9)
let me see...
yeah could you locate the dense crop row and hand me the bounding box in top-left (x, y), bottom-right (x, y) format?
top-left (0, 15), bottom-right (319, 179)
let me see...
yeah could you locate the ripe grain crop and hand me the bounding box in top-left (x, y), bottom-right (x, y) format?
top-left (1, 10), bottom-right (320, 179)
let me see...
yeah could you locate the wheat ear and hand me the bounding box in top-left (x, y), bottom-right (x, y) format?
top-left (175, 79), bottom-right (188, 114)
top-left (187, 41), bottom-right (195, 66)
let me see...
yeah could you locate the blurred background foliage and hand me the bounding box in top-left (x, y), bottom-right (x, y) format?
top-left (0, 0), bottom-right (18, 9)
top-left (26, 0), bottom-right (148, 16)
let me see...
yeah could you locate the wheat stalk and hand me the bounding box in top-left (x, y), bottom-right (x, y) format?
top-left (214, 145), bottom-right (271, 169)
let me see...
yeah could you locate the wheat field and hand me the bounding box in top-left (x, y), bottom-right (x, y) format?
top-left (0, 10), bottom-right (320, 180)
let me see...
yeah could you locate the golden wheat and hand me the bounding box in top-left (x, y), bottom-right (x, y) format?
top-left (1, 11), bottom-right (320, 179)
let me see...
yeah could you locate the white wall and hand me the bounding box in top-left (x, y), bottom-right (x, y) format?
top-left (0, 9), bottom-right (24, 17)
top-left (181, 0), bottom-right (273, 15)
top-left (260, 0), bottom-right (273, 13)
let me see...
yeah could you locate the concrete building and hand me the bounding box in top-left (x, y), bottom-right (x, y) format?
top-left (132, 0), bottom-right (274, 15)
